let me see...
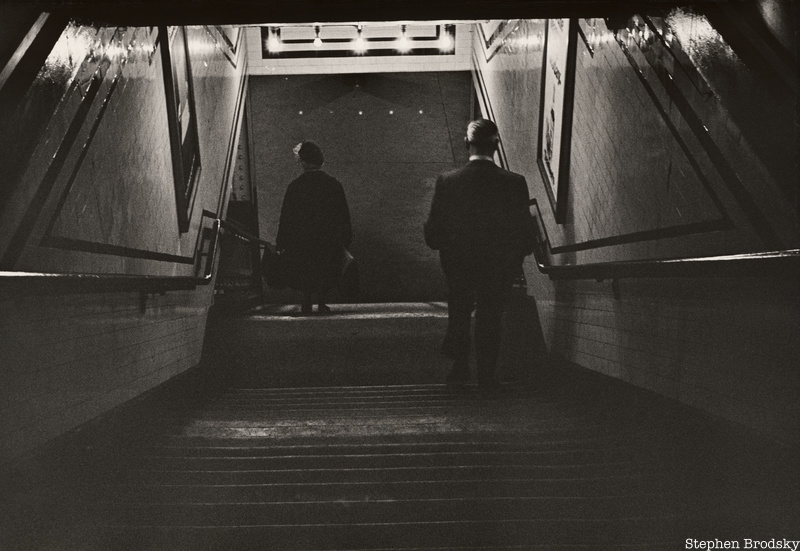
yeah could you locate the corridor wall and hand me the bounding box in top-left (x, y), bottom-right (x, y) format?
top-left (0, 22), bottom-right (247, 463)
top-left (248, 71), bottom-right (473, 303)
top-left (473, 17), bottom-right (798, 444)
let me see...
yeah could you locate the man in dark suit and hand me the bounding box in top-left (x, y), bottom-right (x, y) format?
top-left (424, 119), bottom-right (535, 389)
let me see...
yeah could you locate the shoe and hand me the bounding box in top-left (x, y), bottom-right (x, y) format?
top-left (317, 304), bottom-right (332, 315)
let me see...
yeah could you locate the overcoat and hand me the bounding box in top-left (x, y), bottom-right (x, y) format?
top-left (276, 170), bottom-right (352, 291)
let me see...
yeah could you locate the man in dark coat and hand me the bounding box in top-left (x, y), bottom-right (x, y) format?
top-left (277, 141), bottom-right (352, 315)
top-left (424, 119), bottom-right (535, 389)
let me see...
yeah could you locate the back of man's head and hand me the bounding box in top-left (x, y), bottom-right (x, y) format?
top-left (465, 119), bottom-right (500, 153)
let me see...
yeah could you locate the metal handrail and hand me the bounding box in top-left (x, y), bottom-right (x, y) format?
top-left (0, 218), bottom-right (224, 293)
top-left (528, 199), bottom-right (800, 281)
top-left (218, 218), bottom-right (273, 251)
top-left (0, 217), bottom-right (275, 294)
top-left (2, 199), bottom-right (795, 290)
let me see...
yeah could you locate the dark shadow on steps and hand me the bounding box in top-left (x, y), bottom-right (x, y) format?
top-left (1, 303), bottom-right (797, 550)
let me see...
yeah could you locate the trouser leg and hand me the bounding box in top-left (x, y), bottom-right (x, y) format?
top-left (442, 258), bottom-right (474, 368)
top-left (475, 302), bottom-right (503, 383)
top-left (447, 293), bottom-right (473, 366)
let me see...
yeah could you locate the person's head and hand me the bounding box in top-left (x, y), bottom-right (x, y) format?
top-left (464, 118), bottom-right (500, 156)
top-left (293, 141), bottom-right (325, 170)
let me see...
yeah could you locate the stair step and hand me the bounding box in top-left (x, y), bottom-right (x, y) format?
top-left (210, 395), bottom-right (573, 404)
top-left (128, 462), bottom-right (662, 485)
top-left (141, 438), bottom-right (633, 457)
top-left (81, 476), bottom-right (675, 503)
top-left (53, 518), bottom-right (682, 550)
top-left (224, 384), bottom-right (526, 395)
top-left (94, 495), bottom-right (678, 526)
top-left (135, 448), bottom-right (648, 472)
top-left (173, 401), bottom-right (590, 416)
top-left (150, 428), bottom-right (627, 448)
top-left (156, 409), bottom-right (594, 422)
top-left (158, 417), bottom-right (615, 441)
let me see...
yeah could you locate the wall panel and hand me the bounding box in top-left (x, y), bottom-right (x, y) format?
top-left (0, 21), bottom-right (246, 464)
top-left (474, 18), bottom-right (799, 444)
top-left (248, 71), bottom-right (473, 303)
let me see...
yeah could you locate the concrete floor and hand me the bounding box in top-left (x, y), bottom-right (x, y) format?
top-left (1, 303), bottom-right (797, 550)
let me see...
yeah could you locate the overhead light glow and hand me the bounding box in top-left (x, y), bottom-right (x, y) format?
top-left (397, 25), bottom-right (411, 53)
top-left (267, 28), bottom-right (283, 52)
top-left (353, 27), bottom-right (366, 53)
top-left (438, 27), bottom-right (454, 52)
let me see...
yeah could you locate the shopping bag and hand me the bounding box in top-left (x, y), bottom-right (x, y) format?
top-left (260, 245), bottom-right (287, 289)
top-left (339, 248), bottom-right (359, 300)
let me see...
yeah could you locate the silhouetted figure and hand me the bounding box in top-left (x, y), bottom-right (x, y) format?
top-left (424, 119), bottom-right (535, 389)
top-left (277, 141), bottom-right (352, 315)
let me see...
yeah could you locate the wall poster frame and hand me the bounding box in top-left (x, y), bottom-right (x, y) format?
top-left (537, 18), bottom-right (577, 224)
top-left (159, 25), bottom-right (201, 233)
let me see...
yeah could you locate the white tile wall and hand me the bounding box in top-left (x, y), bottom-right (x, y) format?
top-left (0, 24), bottom-right (246, 464)
top-left (478, 20), bottom-right (799, 445)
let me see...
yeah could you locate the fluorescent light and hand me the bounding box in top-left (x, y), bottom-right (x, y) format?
top-left (438, 31), bottom-right (453, 52)
top-left (354, 27), bottom-right (366, 52)
top-left (397, 25), bottom-right (410, 52)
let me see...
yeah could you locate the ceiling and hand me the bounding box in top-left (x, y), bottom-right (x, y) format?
top-left (42, 0), bottom-right (719, 26)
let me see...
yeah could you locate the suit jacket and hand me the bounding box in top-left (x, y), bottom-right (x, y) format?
top-left (424, 160), bottom-right (534, 262)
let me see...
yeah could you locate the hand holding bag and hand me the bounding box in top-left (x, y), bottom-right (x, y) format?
top-left (338, 247), bottom-right (359, 300)
top-left (261, 244), bottom-right (288, 289)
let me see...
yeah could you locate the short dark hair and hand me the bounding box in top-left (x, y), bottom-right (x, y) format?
top-left (465, 118), bottom-right (500, 148)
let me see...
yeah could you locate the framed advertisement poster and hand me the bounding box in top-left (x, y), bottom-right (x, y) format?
top-left (160, 26), bottom-right (201, 233)
top-left (537, 18), bottom-right (577, 224)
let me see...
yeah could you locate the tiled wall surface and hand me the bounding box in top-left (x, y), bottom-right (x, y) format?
top-left (248, 71), bottom-right (472, 302)
top-left (570, 20), bottom-right (722, 245)
top-left (0, 285), bottom-right (211, 461)
top-left (48, 27), bottom-right (178, 256)
top-left (245, 25), bottom-right (472, 76)
top-left (474, 19), bottom-right (798, 443)
top-left (0, 22), bottom-right (245, 463)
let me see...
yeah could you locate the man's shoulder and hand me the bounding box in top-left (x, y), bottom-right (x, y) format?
top-left (492, 165), bottom-right (525, 181)
top-left (438, 162), bottom-right (526, 184)
top-left (464, 162), bottom-right (526, 180)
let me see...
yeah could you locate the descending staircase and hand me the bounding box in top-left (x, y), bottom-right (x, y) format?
top-left (2, 304), bottom-right (797, 550)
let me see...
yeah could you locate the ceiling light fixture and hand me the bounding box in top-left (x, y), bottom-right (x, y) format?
top-left (397, 25), bottom-right (410, 53)
top-left (267, 27), bottom-right (283, 52)
top-left (438, 25), bottom-right (454, 52)
top-left (354, 25), bottom-right (366, 53)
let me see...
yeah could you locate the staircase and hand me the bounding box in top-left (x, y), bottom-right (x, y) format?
top-left (2, 304), bottom-right (797, 550)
